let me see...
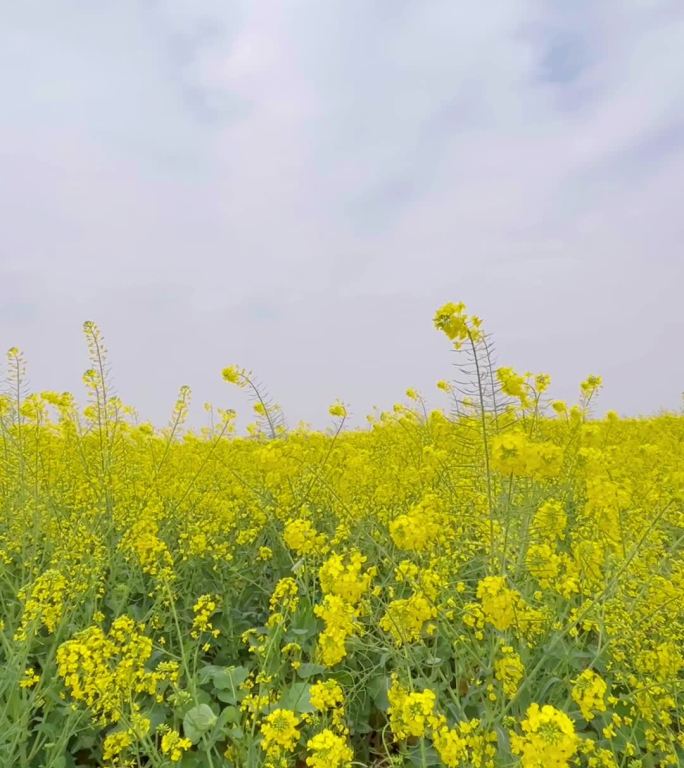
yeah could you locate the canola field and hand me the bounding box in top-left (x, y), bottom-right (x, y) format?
top-left (1, 303), bottom-right (682, 768)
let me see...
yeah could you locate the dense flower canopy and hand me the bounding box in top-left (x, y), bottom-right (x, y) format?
top-left (0, 308), bottom-right (682, 767)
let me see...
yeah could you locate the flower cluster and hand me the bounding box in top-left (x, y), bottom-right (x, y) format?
top-left (3, 304), bottom-right (683, 767)
top-left (572, 669), bottom-right (608, 721)
top-left (191, 593), bottom-right (220, 639)
top-left (56, 616), bottom-right (178, 725)
top-left (260, 708), bottom-right (301, 765)
top-left (510, 703), bottom-right (579, 768)
top-left (387, 677), bottom-right (437, 740)
top-left (433, 302), bottom-right (483, 348)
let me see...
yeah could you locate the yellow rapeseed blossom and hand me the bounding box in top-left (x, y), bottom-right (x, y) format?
top-left (494, 646), bottom-right (524, 698)
top-left (221, 365), bottom-right (245, 386)
top-left (283, 518), bottom-right (327, 556)
top-left (261, 708), bottom-right (300, 754)
top-left (379, 592), bottom-right (437, 645)
top-left (314, 595), bottom-right (358, 667)
top-left (309, 679), bottom-right (344, 712)
top-left (433, 302), bottom-right (483, 348)
top-left (531, 499), bottom-right (567, 541)
top-left (476, 576), bottom-right (520, 631)
top-left (56, 616), bottom-right (177, 726)
top-left (2, 300), bottom-right (683, 767)
top-left (580, 375), bottom-right (602, 397)
top-left (497, 367), bottom-right (531, 407)
top-left (572, 669), bottom-right (608, 721)
top-left (306, 729), bottom-right (353, 768)
top-left (510, 704), bottom-right (578, 768)
top-left (432, 724), bottom-right (468, 767)
top-left (191, 593), bottom-right (220, 639)
top-left (102, 730), bottom-right (133, 762)
top-left (15, 569), bottom-right (69, 641)
top-left (387, 677), bottom-right (436, 740)
top-left (389, 493), bottom-right (444, 552)
top-left (318, 550), bottom-right (374, 605)
top-left (491, 432), bottom-right (563, 478)
top-left (432, 716), bottom-right (498, 768)
top-left (160, 729), bottom-right (192, 762)
top-left (19, 667), bottom-right (40, 689)
top-left (328, 402), bottom-right (347, 418)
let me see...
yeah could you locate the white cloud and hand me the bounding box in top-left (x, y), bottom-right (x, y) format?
top-left (1, 1), bottom-right (682, 426)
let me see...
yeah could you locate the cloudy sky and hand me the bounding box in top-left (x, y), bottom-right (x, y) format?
top-left (1, 1), bottom-right (683, 427)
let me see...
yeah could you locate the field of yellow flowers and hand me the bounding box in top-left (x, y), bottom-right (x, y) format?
top-left (1, 303), bottom-right (682, 768)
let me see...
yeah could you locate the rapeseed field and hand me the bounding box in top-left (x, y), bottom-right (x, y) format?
top-left (1, 303), bottom-right (682, 767)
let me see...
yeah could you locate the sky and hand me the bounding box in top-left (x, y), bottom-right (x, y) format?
top-left (1, 0), bottom-right (683, 428)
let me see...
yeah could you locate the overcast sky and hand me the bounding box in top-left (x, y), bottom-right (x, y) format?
top-left (1, 1), bottom-right (683, 427)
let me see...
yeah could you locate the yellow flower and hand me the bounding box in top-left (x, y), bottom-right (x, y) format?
top-left (191, 594), bottom-right (220, 639)
top-left (510, 704), bottom-right (578, 768)
top-left (15, 569), bottom-right (69, 641)
top-left (491, 432), bottom-right (563, 478)
top-left (494, 646), bottom-right (524, 698)
top-left (389, 493), bottom-right (444, 552)
top-left (387, 677), bottom-right (436, 740)
top-left (284, 518), bottom-right (327, 556)
top-left (319, 550), bottom-right (374, 605)
top-left (476, 576), bottom-right (520, 631)
top-left (309, 679), bottom-right (344, 712)
top-left (260, 708), bottom-right (300, 754)
top-left (572, 669), bottom-right (608, 721)
top-left (433, 302), bottom-right (482, 348)
top-left (268, 577), bottom-right (300, 624)
top-left (258, 546), bottom-right (273, 561)
top-left (102, 729), bottom-right (133, 761)
top-left (19, 667), bottom-right (40, 689)
top-left (306, 729), bottom-right (353, 768)
top-left (56, 616), bottom-right (176, 726)
top-left (580, 374), bottom-right (602, 397)
top-left (314, 595), bottom-right (358, 666)
top-left (328, 402), bottom-right (347, 418)
top-left (221, 365), bottom-right (244, 385)
top-left (161, 729), bottom-right (192, 762)
top-left (380, 592), bottom-right (436, 645)
top-left (497, 367), bottom-right (530, 406)
top-left (531, 499), bottom-right (567, 542)
top-left (432, 724), bottom-right (468, 767)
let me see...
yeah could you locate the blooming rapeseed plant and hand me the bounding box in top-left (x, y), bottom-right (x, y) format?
top-left (1, 304), bottom-right (682, 767)
top-left (306, 729), bottom-right (353, 768)
top-left (572, 669), bottom-right (608, 721)
top-left (510, 703), bottom-right (579, 768)
top-left (160, 728), bottom-right (192, 762)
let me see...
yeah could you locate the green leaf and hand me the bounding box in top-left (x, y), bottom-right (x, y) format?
top-left (368, 674), bottom-right (390, 710)
top-left (407, 744), bottom-right (441, 766)
top-left (217, 689), bottom-right (239, 704)
top-left (197, 665), bottom-right (224, 686)
top-left (183, 703), bottom-right (218, 744)
top-left (216, 705), bottom-right (240, 729)
top-left (212, 666), bottom-right (250, 705)
top-left (198, 664), bottom-right (249, 704)
top-left (179, 753), bottom-right (206, 768)
top-left (279, 682), bottom-right (314, 713)
top-left (216, 665), bottom-right (250, 690)
top-left (296, 663), bottom-right (326, 679)
top-left (73, 732), bottom-right (97, 751)
top-left (146, 702), bottom-right (172, 730)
